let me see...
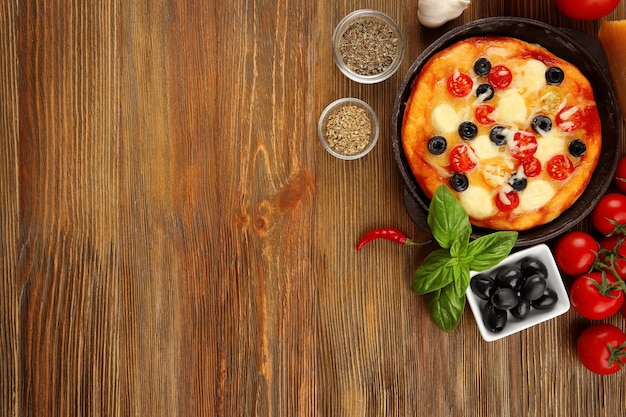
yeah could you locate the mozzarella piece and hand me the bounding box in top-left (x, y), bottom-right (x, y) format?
top-left (471, 134), bottom-right (502, 160)
top-left (431, 104), bottom-right (461, 133)
top-left (483, 46), bottom-right (512, 59)
top-left (459, 186), bottom-right (495, 219)
top-left (497, 90), bottom-right (528, 125)
top-left (515, 59), bottom-right (548, 95)
top-left (519, 180), bottom-right (555, 211)
top-left (534, 131), bottom-right (568, 164)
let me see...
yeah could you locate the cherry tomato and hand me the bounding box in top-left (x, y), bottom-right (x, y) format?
top-left (555, 105), bottom-right (600, 133)
top-left (547, 155), bottom-right (574, 180)
top-left (570, 271), bottom-right (624, 320)
top-left (488, 65), bottom-right (513, 90)
top-left (554, 0), bottom-right (621, 21)
top-left (599, 234), bottom-right (626, 280)
top-left (554, 231), bottom-right (598, 276)
top-left (495, 191), bottom-right (520, 212)
top-left (475, 104), bottom-right (496, 125)
top-left (447, 71), bottom-right (473, 97)
top-left (613, 156), bottom-right (626, 193)
top-left (555, 106), bottom-right (582, 132)
top-left (577, 323), bottom-right (626, 375)
top-left (510, 131), bottom-right (538, 161)
top-left (450, 144), bottom-right (477, 173)
top-left (481, 159), bottom-right (509, 187)
top-left (522, 157), bottom-right (542, 177)
top-left (591, 193), bottom-right (626, 235)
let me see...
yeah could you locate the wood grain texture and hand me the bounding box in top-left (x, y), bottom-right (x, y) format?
top-left (1, 2), bottom-right (19, 417)
top-left (2, 1), bottom-right (625, 416)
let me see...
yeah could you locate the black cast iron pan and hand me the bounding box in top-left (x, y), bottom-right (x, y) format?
top-left (391, 17), bottom-right (622, 247)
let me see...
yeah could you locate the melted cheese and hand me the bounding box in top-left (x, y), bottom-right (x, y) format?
top-left (534, 131), bottom-right (568, 163)
top-left (519, 180), bottom-right (555, 211)
top-left (514, 59), bottom-right (548, 95)
top-left (483, 46), bottom-right (512, 59)
top-left (471, 134), bottom-right (502, 160)
top-left (459, 186), bottom-right (495, 219)
top-left (431, 104), bottom-right (461, 133)
top-left (497, 90), bottom-right (528, 125)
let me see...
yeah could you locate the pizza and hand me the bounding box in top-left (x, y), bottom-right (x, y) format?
top-left (401, 36), bottom-right (602, 231)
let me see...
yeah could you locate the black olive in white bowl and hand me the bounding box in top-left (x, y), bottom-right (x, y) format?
top-left (466, 244), bottom-right (570, 342)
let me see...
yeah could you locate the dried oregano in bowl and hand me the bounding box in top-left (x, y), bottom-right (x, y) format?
top-left (318, 98), bottom-right (379, 160)
top-left (332, 9), bottom-right (404, 84)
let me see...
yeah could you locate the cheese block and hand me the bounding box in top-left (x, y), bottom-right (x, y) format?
top-left (599, 20), bottom-right (626, 122)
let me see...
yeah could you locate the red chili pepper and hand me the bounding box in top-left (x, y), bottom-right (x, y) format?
top-left (356, 227), bottom-right (428, 250)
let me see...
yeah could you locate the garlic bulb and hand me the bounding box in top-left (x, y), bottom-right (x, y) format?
top-left (418, 0), bottom-right (471, 29)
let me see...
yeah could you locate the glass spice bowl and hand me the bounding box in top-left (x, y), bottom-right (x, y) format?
top-left (332, 9), bottom-right (405, 84)
top-left (318, 98), bottom-right (379, 160)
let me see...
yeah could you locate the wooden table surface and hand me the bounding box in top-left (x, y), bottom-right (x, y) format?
top-left (3, 1), bottom-right (626, 416)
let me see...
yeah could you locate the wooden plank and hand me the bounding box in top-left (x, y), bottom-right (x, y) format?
top-left (14, 1), bottom-right (120, 415)
top-left (0, 1), bottom-right (19, 417)
top-left (115, 1), bottom-right (316, 416)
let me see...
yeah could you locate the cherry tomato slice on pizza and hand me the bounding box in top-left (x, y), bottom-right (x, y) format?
top-left (547, 155), bottom-right (574, 180)
top-left (556, 106), bottom-right (582, 132)
top-left (488, 65), bottom-right (513, 90)
top-left (495, 191), bottom-right (520, 212)
top-left (481, 158), bottom-right (509, 188)
top-left (510, 131), bottom-right (538, 161)
top-left (447, 71), bottom-right (473, 98)
top-left (475, 104), bottom-right (496, 125)
top-left (450, 144), bottom-right (477, 172)
top-left (522, 157), bottom-right (542, 177)
top-left (555, 105), bottom-right (600, 133)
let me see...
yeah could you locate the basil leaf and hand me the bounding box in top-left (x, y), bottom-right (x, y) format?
top-left (466, 231), bottom-right (518, 272)
top-left (428, 185), bottom-right (471, 250)
top-left (452, 262), bottom-right (470, 299)
top-left (425, 283), bottom-right (466, 333)
top-left (450, 233), bottom-right (470, 258)
top-left (412, 249), bottom-right (456, 295)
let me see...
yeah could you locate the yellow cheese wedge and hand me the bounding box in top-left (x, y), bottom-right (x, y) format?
top-left (599, 20), bottom-right (626, 121)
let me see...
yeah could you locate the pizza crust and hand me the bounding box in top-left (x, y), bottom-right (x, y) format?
top-left (402, 36), bottom-right (602, 231)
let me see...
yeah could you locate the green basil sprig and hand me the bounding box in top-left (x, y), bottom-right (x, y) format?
top-left (412, 185), bottom-right (518, 332)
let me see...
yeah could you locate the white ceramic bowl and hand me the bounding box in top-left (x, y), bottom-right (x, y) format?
top-left (318, 97), bottom-right (379, 160)
top-left (332, 9), bottom-right (404, 84)
top-left (466, 244), bottom-right (570, 342)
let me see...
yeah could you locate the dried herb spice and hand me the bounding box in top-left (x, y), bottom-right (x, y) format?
top-left (324, 105), bottom-right (372, 155)
top-left (338, 18), bottom-right (399, 76)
